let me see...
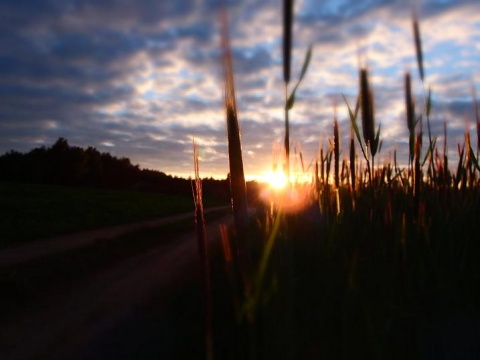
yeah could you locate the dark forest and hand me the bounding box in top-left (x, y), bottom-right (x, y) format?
top-left (0, 138), bottom-right (234, 201)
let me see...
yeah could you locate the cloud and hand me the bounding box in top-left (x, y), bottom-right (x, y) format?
top-left (0, 0), bottom-right (478, 179)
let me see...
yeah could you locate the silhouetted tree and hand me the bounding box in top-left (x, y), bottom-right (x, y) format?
top-left (0, 138), bottom-right (230, 202)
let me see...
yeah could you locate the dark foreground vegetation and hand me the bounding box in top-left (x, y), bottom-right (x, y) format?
top-left (188, 2), bottom-right (480, 360)
top-left (210, 192), bottom-right (480, 360)
top-left (1, 2), bottom-right (479, 359)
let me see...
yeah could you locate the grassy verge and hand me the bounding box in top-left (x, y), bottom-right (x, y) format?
top-left (0, 182), bottom-right (227, 245)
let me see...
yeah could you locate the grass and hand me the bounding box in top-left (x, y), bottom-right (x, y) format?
top-left (3, 2), bottom-right (478, 358)
top-left (200, 1), bottom-right (480, 359)
top-left (0, 182), bottom-right (225, 245)
top-left (204, 190), bottom-right (480, 359)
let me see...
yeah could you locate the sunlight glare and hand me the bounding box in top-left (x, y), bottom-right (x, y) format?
top-left (264, 170), bottom-right (287, 190)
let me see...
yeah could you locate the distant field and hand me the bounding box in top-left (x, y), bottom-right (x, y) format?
top-left (0, 182), bottom-right (225, 244)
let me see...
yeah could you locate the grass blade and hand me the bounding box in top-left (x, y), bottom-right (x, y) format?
top-left (343, 94), bottom-right (366, 160)
top-left (286, 45), bottom-right (313, 110)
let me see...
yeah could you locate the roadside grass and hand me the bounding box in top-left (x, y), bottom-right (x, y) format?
top-left (0, 182), bottom-right (226, 245)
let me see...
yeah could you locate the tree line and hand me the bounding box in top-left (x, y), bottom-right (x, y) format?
top-left (0, 137), bottom-right (231, 201)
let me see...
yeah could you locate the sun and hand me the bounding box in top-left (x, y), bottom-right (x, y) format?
top-left (263, 169), bottom-right (288, 190)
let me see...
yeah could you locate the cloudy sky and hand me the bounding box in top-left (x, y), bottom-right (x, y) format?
top-left (1, 0), bottom-right (479, 180)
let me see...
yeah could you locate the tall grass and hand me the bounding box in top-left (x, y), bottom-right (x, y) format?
top-left (283, 0), bottom-right (293, 183)
top-left (192, 140), bottom-right (213, 360)
top-left (404, 71), bottom-right (415, 168)
top-left (194, 3), bottom-right (480, 359)
top-left (220, 6), bottom-right (250, 281)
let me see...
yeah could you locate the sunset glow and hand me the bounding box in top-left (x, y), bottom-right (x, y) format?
top-left (263, 170), bottom-right (288, 190)
top-left (0, 1), bottom-right (478, 179)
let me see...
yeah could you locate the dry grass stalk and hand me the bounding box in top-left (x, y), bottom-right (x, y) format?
top-left (283, 0), bottom-right (293, 85)
top-left (358, 162), bottom-right (364, 188)
top-left (405, 72), bottom-right (416, 166)
top-left (359, 67), bottom-right (376, 187)
top-left (414, 132), bottom-right (422, 216)
top-left (455, 142), bottom-right (465, 188)
top-left (220, 6), bottom-right (250, 285)
top-left (335, 188), bottom-right (341, 215)
top-left (283, 0), bottom-right (293, 184)
top-left (320, 147), bottom-right (325, 183)
top-left (315, 160), bottom-right (320, 196)
top-left (326, 147), bottom-right (332, 186)
top-left (298, 144), bottom-right (305, 174)
top-left (350, 128), bottom-right (356, 204)
top-left (433, 120), bottom-right (450, 188)
top-left (405, 72), bottom-right (415, 132)
top-left (412, 11), bottom-right (438, 184)
top-left (473, 86), bottom-right (480, 152)
top-left (334, 113), bottom-right (340, 189)
top-left (443, 120), bottom-right (449, 186)
top-left (350, 127), bottom-right (356, 198)
top-left (192, 140), bottom-right (213, 360)
top-left (284, 106), bottom-right (291, 184)
top-left (360, 68), bottom-right (375, 149)
top-left (465, 130), bottom-right (474, 188)
top-left (393, 147), bottom-right (400, 181)
top-left (477, 114), bottom-right (480, 154)
top-left (412, 11), bottom-right (425, 82)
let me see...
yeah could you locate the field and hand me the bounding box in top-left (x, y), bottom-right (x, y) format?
top-left (207, 194), bottom-right (480, 359)
top-left (2, 2), bottom-right (479, 359)
top-left (0, 182), bottom-right (225, 245)
top-left (190, 2), bottom-right (480, 359)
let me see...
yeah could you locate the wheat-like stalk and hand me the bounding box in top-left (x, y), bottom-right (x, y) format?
top-left (350, 127), bottom-right (356, 200)
top-left (472, 85), bottom-right (479, 153)
top-left (360, 68), bottom-right (375, 150)
top-left (283, 0), bottom-right (293, 85)
top-left (442, 120), bottom-right (449, 187)
top-left (334, 113), bottom-right (340, 189)
top-left (414, 131), bottom-right (422, 216)
top-left (359, 67), bottom-right (377, 187)
top-left (412, 11), bottom-right (425, 82)
top-left (405, 72), bottom-right (416, 167)
top-left (192, 140), bottom-right (213, 360)
top-left (283, 0), bottom-right (293, 183)
top-left (220, 6), bottom-right (250, 285)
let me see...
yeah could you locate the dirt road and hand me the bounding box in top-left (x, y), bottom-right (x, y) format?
top-left (0, 206), bottom-right (229, 266)
top-left (0, 214), bottom-right (233, 360)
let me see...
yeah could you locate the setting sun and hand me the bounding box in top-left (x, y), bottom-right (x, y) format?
top-left (263, 170), bottom-right (288, 190)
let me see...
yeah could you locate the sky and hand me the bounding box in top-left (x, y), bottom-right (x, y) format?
top-left (1, 0), bottom-right (479, 180)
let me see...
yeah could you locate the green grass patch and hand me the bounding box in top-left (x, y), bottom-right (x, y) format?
top-left (0, 182), bottom-right (225, 244)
